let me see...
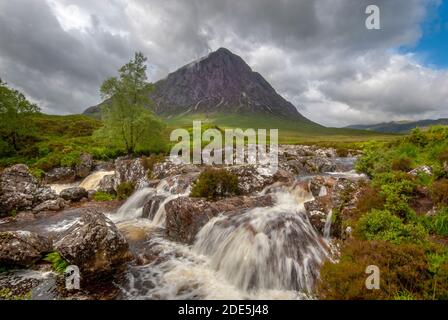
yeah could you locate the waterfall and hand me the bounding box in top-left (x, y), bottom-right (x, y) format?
top-left (111, 188), bottom-right (155, 223)
top-left (110, 175), bottom-right (190, 226)
top-left (193, 188), bottom-right (329, 293)
top-left (79, 170), bottom-right (115, 190)
top-left (323, 210), bottom-right (333, 240)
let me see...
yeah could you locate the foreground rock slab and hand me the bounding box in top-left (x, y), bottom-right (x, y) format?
top-left (165, 195), bottom-right (273, 244)
top-left (0, 231), bottom-right (52, 267)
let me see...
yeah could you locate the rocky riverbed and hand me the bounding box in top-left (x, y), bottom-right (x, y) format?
top-left (0, 145), bottom-right (366, 300)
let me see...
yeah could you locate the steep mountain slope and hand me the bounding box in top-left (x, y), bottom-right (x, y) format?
top-left (346, 119), bottom-right (448, 134)
top-left (84, 48), bottom-right (316, 125)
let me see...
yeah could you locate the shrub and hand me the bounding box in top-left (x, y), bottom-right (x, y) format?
top-left (93, 191), bottom-right (116, 202)
top-left (43, 252), bottom-right (68, 274)
top-left (318, 240), bottom-right (430, 300)
top-left (30, 167), bottom-right (45, 180)
top-left (190, 168), bottom-right (239, 200)
top-left (429, 208), bottom-right (448, 236)
top-left (431, 179), bottom-right (448, 206)
top-left (335, 147), bottom-right (350, 157)
top-left (437, 149), bottom-right (448, 165)
top-left (355, 185), bottom-right (385, 215)
top-left (373, 172), bottom-right (417, 219)
top-left (357, 209), bottom-right (427, 244)
top-left (391, 157), bottom-right (412, 172)
top-left (60, 150), bottom-right (81, 167)
top-left (117, 182), bottom-right (135, 200)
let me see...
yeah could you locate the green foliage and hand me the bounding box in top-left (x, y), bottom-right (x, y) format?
top-left (43, 252), bottom-right (69, 274)
top-left (372, 172), bottom-right (417, 219)
top-left (0, 80), bottom-right (40, 157)
top-left (357, 209), bottom-right (427, 244)
top-left (394, 291), bottom-right (416, 300)
top-left (116, 182), bottom-right (135, 200)
top-left (425, 208), bottom-right (448, 236)
top-left (0, 288), bottom-right (32, 300)
top-left (191, 168), bottom-right (240, 200)
top-left (60, 150), bottom-right (81, 167)
top-left (93, 191), bottom-right (116, 202)
top-left (98, 52), bottom-right (167, 155)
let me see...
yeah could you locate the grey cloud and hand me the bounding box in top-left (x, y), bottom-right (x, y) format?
top-left (0, 0), bottom-right (446, 126)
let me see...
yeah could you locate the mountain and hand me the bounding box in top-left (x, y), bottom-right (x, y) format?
top-left (345, 119), bottom-right (448, 134)
top-left (84, 48), bottom-right (315, 125)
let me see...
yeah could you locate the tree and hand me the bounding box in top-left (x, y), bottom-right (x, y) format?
top-left (0, 79), bottom-right (40, 156)
top-left (98, 52), bottom-right (166, 154)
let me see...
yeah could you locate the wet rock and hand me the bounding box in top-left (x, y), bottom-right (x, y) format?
top-left (75, 153), bottom-right (93, 178)
top-left (93, 160), bottom-right (115, 172)
top-left (408, 165), bottom-right (433, 176)
top-left (142, 195), bottom-right (166, 219)
top-left (151, 160), bottom-right (200, 180)
top-left (98, 174), bottom-right (116, 194)
top-left (165, 195), bottom-right (273, 244)
top-left (60, 187), bottom-right (88, 202)
top-left (43, 167), bottom-right (76, 184)
top-left (0, 231), bottom-right (52, 267)
top-left (114, 157), bottom-right (149, 190)
top-left (0, 164), bottom-right (56, 214)
top-left (32, 198), bottom-right (69, 213)
top-left (227, 165), bottom-right (293, 194)
top-left (54, 211), bottom-right (132, 277)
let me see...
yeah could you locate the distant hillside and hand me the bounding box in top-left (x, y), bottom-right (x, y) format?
top-left (345, 119), bottom-right (448, 134)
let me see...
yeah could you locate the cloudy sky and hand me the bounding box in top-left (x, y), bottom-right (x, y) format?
top-left (0, 0), bottom-right (447, 127)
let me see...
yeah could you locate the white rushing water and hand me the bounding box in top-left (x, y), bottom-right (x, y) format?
top-left (79, 170), bottom-right (115, 190)
top-left (49, 170), bottom-right (115, 194)
top-left (114, 177), bottom-right (330, 300)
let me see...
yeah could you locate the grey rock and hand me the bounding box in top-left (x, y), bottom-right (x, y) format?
top-left (0, 164), bottom-right (56, 213)
top-left (75, 153), bottom-right (93, 178)
top-left (98, 174), bottom-right (116, 194)
top-left (54, 211), bottom-right (132, 276)
top-left (32, 198), bottom-right (69, 213)
top-left (0, 231), bottom-right (52, 267)
top-left (43, 167), bottom-right (76, 184)
top-left (60, 187), bottom-right (88, 202)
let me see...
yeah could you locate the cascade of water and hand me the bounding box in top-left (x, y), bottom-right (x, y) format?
top-left (111, 188), bottom-right (155, 223)
top-left (111, 175), bottom-right (190, 226)
top-left (193, 187), bottom-right (329, 293)
top-left (323, 210), bottom-right (333, 240)
top-left (79, 171), bottom-right (115, 190)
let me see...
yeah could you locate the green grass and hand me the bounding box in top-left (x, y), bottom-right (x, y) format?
top-left (164, 112), bottom-right (397, 146)
top-left (43, 252), bottom-right (69, 274)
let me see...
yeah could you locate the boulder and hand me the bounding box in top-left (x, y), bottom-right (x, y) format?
top-left (60, 187), bottom-right (88, 202)
top-left (0, 164), bottom-right (56, 213)
top-left (114, 157), bottom-right (149, 190)
top-left (164, 195), bottom-right (273, 244)
top-left (54, 211), bottom-right (132, 277)
top-left (32, 198), bottom-right (69, 213)
top-left (75, 153), bottom-right (93, 178)
top-left (227, 165), bottom-right (293, 195)
top-left (0, 231), bottom-right (52, 267)
top-left (43, 167), bottom-right (76, 184)
top-left (98, 174), bottom-right (116, 194)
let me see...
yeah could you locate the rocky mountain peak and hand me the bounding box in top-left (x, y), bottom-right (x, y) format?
top-left (85, 47), bottom-right (314, 123)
